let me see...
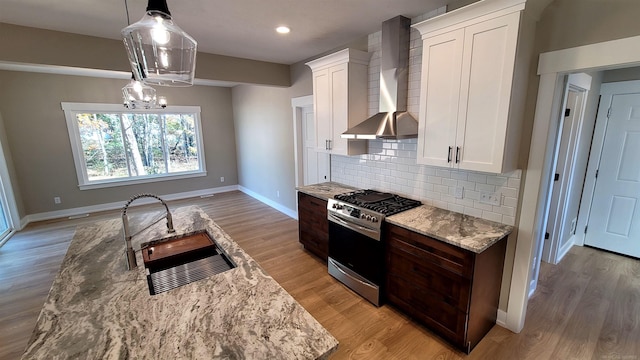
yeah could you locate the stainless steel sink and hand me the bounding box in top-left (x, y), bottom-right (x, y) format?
top-left (140, 230), bottom-right (236, 295)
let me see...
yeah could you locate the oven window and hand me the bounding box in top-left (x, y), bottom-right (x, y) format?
top-left (328, 222), bottom-right (384, 285)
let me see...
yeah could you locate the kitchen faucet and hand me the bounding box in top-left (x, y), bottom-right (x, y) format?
top-left (121, 193), bottom-right (175, 270)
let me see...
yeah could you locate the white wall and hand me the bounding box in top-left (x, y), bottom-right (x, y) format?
top-left (330, 9), bottom-right (522, 226)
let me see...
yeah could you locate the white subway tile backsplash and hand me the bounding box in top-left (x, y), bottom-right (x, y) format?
top-left (501, 187), bottom-right (519, 198)
top-left (482, 211), bottom-right (503, 223)
top-left (468, 173), bottom-right (487, 183)
top-left (330, 8), bottom-right (521, 226)
top-left (487, 175), bottom-right (508, 187)
top-left (502, 216), bottom-right (516, 226)
top-left (442, 178), bottom-right (457, 187)
top-left (476, 183), bottom-right (497, 193)
top-left (463, 207), bottom-right (483, 218)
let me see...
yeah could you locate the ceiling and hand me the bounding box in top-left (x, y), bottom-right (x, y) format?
top-left (0, 0), bottom-right (453, 65)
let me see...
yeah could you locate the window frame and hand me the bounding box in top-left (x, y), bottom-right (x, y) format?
top-left (61, 102), bottom-right (206, 190)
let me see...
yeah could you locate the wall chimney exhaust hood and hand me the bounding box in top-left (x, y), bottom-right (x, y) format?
top-left (342, 16), bottom-right (418, 140)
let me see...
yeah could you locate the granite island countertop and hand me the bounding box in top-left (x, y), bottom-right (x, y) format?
top-left (297, 182), bottom-right (512, 254)
top-left (386, 205), bottom-right (513, 253)
top-left (22, 206), bottom-right (338, 359)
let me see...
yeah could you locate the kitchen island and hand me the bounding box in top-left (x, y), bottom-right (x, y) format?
top-left (21, 206), bottom-right (338, 359)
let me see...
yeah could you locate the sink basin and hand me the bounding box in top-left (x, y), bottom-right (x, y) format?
top-left (140, 230), bottom-right (236, 295)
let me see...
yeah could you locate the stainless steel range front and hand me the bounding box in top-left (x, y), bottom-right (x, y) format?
top-left (327, 190), bottom-right (421, 306)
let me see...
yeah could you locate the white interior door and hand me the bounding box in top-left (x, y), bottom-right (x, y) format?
top-left (585, 92), bottom-right (640, 258)
top-left (542, 73), bottom-right (590, 264)
top-left (301, 105), bottom-right (330, 185)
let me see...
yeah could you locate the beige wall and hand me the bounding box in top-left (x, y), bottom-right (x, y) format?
top-left (0, 70), bottom-right (238, 215)
top-left (231, 85), bottom-right (297, 211)
top-left (518, 0), bottom-right (640, 170)
top-left (0, 23), bottom-right (291, 87)
top-left (603, 66), bottom-right (640, 83)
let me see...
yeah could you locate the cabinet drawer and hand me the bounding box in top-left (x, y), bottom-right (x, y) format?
top-left (387, 274), bottom-right (466, 347)
top-left (387, 245), bottom-right (470, 311)
top-left (298, 192), bottom-right (328, 210)
top-left (386, 225), bottom-right (474, 278)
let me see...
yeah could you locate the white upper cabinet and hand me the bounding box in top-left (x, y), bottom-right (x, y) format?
top-left (306, 49), bottom-right (370, 156)
top-left (413, 0), bottom-right (531, 173)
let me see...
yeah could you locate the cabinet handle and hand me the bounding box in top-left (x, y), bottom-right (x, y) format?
top-left (325, 140), bottom-right (329, 150)
top-left (456, 146), bottom-right (461, 163)
top-left (447, 146), bottom-right (452, 163)
top-left (327, 139), bottom-right (332, 150)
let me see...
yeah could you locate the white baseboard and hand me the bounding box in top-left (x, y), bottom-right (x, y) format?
top-left (238, 186), bottom-right (298, 219)
top-left (21, 185), bottom-right (239, 226)
top-left (496, 309), bottom-right (508, 328)
top-left (556, 235), bottom-right (575, 263)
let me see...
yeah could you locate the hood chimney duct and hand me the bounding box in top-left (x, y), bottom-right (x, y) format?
top-left (342, 15), bottom-right (418, 140)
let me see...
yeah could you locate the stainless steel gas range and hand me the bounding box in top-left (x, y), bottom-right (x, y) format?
top-left (326, 190), bottom-right (421, 306)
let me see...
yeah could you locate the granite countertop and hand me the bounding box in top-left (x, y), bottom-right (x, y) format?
top-left (296, 182), bottom-right (359, 201)
top-left (297, 182), bottom-right (511, 253)
top-left (386, 205), bottom-right (513, 253)
top-left (22, 206), bottom-right (338, 359)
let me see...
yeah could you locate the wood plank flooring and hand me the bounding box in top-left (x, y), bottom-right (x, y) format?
top-left (1, 191), bottom-right (639, 360)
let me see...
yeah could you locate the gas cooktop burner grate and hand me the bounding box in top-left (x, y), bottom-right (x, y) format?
top-left (334, 190), bottom-right (421, 216)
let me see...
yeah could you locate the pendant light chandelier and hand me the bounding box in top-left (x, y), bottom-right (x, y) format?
top-left (122, 74), bottom-right (168, 109)
top-left (121, 0), bottom-right (197, 87)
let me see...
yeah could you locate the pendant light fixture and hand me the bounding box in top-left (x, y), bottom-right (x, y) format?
top-left (121, 0), bottom-right (197, 87)
top-left (122, 74), bottom-right (158, 109)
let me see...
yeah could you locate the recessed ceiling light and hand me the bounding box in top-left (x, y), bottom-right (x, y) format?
top-left (276, 26), bottom-right (291, 34)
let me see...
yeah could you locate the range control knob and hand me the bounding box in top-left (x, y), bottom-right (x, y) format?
top-left (360, 213), bottom-right (366, 219)
top-left (371, 217), bottom-right (378, 223)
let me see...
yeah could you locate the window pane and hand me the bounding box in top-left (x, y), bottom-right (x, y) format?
top-left (165, 114), bottom-right (199, 173)
top-left (76, 113), bottom-right (128, 181)
top-left (123, 114), bottom-right (167, 176)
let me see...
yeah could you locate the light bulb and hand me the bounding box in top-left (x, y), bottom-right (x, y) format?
top-left (151, 17), bottom-right (170, 44)
top-left (276, 26), bottom-right (290, 34)
top-left (160, 50), bottom-right (169, 68)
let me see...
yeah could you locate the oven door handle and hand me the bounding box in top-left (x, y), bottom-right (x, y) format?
top-left (328, 258), bottom-right (377, 288)
top-left (328, 213), bottom-right (379, 237)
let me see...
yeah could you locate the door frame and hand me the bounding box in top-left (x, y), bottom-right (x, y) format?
top-left (291, 95), bottom-right (314, 191)
top-left (507, 35), bottom-right (640, 333)
top-left (578, 80), bottom-right (640, 249)
top-left (0, 121), bottom-right (20, 246)
top-left (541, 73), bottom-right (591, 265)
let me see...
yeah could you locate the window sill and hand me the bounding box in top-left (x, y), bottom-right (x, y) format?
top-left (78, 171), bottom-right (207, 190)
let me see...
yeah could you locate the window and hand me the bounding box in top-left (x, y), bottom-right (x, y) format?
top-left (62, 103), bottom-right (206, 189)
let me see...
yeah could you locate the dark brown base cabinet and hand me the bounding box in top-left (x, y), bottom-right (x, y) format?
top-left (297, 192), bottom-right (329, 261)
top-left (384, 223), bottom-right (507, 354)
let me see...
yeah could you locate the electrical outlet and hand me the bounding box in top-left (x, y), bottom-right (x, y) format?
top-left (479, 191), bottom-right (501, 206)
top-left (220, 176), bottom-right (225, 183)
top-left (454, 186), bottom-right (464, 199)
top-left (276, 190), bottom-right (280, 198)
top-left (54, 196), bottom-right (61, 204)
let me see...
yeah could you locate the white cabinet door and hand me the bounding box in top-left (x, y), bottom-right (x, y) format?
top-left (417, 29), bottom-right (464, 168)
top-left (414, 5), bottom-right (524, 173)
top-left (312, 68), bottom-right (332, 153)
top-left (307, 48), bottom-right (369, 157)
top-left (329, 63), bottom-right (348, 154)
top-left (456, 12), bottom-right (520, 173)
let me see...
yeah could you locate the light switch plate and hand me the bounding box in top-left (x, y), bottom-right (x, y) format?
top-left (479, 191), bottom-right (501, 206)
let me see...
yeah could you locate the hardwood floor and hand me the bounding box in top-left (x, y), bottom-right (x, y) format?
top-left (1, 191), bottom-right (639, 359)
